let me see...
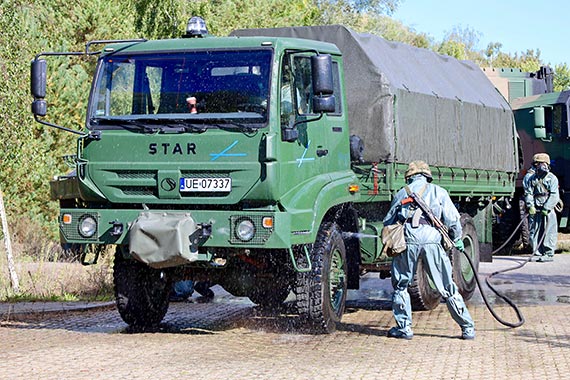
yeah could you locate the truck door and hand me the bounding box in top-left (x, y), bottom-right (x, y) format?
top-left (279, 52), bottom-right (334, 180)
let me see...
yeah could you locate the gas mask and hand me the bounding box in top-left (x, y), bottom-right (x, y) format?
top-left (536, 162), bottom-right (550, 174)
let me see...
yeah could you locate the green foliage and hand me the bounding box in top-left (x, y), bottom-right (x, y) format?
top-left (129, 0), bottom-right (322, 39)
top-left (345, 14), bottom-right (431, 48)
top-left (0, 0), bottom-right (137, 243)
top-left (437, 40), bottom-right (467, 60)
top-left (334, 0), bottom-right (402, 14)
top-left (554, 63), bottom-right (570, 91)
top-left (1, 0), bottom-right (568, 258)
top-left (490, 49), bottom-right (542, 73)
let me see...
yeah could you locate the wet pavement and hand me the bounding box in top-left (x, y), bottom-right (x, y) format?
top-left (3, 253), bottom-right (569, 317)
top-left (352, 252), bottom-right (570, 308)
top-left (0, 253), bottom-right (569, 379)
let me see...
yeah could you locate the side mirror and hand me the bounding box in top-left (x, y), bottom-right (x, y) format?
top-left (311, 54), bottom-right (336, 113)
top-left (533, 107), bottom-right (547, 139)
top-left (311, 54), bottom-right (333, 95)
top-left (31, 59), bottom-right (47, 99)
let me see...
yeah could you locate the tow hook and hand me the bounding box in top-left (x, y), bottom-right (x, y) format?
top-left (109, 220), bottom-right (124, 236)
top-left (189, 223), bottom-right (212, 253)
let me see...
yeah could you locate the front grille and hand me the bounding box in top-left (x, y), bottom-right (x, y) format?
top-left (120, 186), bottom-right (156, 196)
top-left (180, 171), bottom-right (230, 178)
top-left (115, 170), bottom-right (156, 180)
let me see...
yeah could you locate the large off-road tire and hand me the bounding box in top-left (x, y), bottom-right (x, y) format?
top-left (493, 198), bottom-right (530, 254)
top-left (409, 258), bottom-right (441, 311)
top-left (452, 214), bottom-right (480, 301)
top-left (295, 222), bottom-right (348, 333)
top-left (518, 199), bottom-right (531, 250)
top-left (114, 253), bottom-right (171, 327)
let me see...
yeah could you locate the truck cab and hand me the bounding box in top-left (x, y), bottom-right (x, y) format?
top-left (32, 19), bottom-right (359, 332)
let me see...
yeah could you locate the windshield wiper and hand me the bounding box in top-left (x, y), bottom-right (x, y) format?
top-left (90, 117), bottom-right (159, 133)
top-left (164, 119), bottom-right (208, 134)
top-left (164, 118), bottom-right (256, 134)
top-left (209, 119), bottom-right (257, 133)
top-left (91, 116), bottom-right (259, 134)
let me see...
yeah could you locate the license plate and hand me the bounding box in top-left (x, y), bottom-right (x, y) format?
top-left (179, 177), bottom-right (232, 192)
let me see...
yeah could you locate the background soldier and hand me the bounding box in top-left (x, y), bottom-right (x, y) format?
top-left (524, 153), bottom-right (560, 262)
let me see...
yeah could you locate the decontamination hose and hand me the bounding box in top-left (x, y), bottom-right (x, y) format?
top-left (463, 211), bottom-right (548, 328)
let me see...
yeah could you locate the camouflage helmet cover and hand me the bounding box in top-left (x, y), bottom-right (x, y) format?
top-left (405, 160), bottom-right (433, 181)
top-left (532, 153), bottom-right (550, 164)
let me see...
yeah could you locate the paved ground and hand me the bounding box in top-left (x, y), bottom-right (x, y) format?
top-left (1, 254), bottom-right (569, 379)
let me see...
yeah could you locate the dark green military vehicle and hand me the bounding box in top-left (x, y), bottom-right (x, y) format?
top-left (484, 67), bottom-right (569, 251)
top-left (31, 20), bottom-right (518, 332)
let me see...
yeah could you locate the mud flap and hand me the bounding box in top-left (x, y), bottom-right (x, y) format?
top-left (129, 212), bottom-right (201, 268)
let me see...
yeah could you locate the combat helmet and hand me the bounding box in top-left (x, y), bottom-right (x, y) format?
top-left (532, 153), bottom-right (550, 165)
top-left (405, 160), bottom-right (433, 182)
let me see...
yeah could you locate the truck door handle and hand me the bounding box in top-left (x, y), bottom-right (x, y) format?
top-left (316, 149), bottom-right (329, 157)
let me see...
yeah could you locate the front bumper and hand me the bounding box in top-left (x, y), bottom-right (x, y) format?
top-left (58, 208), bottom-right (295, 251)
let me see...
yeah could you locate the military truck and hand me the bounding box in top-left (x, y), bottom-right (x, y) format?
top-left (484, 67), bottom-right (569, 251)
top-left (31, 20), bottom-right (518, 332)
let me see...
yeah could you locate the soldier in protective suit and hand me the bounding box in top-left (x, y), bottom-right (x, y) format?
top-left (382, 160), bottom-right (475, 340)
top-left (524, 153), bottom-right (560, 262)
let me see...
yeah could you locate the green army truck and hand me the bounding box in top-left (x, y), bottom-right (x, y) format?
top-left (484, 67), bottom-right (569, 251)
top-left (31, 20), bottom-right (518, 332)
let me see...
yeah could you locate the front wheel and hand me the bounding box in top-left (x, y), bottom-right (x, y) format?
top-left (114, 252), bottom-right (171, 327)
top-left (295, 222), bottom-right (348, 333)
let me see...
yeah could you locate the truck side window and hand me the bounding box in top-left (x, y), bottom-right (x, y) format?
top-left (280, 56), bottom-right (295, 127)
top-left (280, 53), bottom-right (315, 123)
top-left (292, 56), bottom-right (313, 115)
top-left (280, 54), bottom-right (342, 124)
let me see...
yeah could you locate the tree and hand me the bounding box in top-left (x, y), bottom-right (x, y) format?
top-left (554, 63), bottom-right (570, 91)
top-left (438, 40), bottom-right (467, 60)
top-left (128, 0), bottom-right (322, 39)
top-left (320, 0), bottom-right (402, 15)
top-left (485, 42), bottom-right (502, 67)
top-left (350, 14), bottom-right (431, 48)
top-left (0, 0), bottom-right (137, 242)
top-left (441, 25), bottom-right (482, 62)
top-left (491, 49), bottom-right (542, 73)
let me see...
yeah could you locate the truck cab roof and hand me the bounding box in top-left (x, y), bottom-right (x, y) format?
top-left (100, 35), bottom-right (341, 57)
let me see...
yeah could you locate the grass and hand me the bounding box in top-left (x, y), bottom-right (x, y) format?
top-left (0, 246), bottom-right (115, 303)
top-left (5, 292), bottom-right (79, 303)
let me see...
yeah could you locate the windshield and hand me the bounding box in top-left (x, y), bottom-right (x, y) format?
top-left (89, 49), bottom-right (272, 129)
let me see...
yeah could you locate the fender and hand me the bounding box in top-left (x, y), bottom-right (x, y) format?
top-left (280, 170), bottom-right (360, 244)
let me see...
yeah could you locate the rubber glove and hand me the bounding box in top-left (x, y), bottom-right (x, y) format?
top-left (541, 209), bottom-right (549, 216)
top-left (454, 239), bottom-right (465, 252)
top-left (528, 206), bottom-right (536, 215)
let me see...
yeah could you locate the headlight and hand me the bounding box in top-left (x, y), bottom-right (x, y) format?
top-left (78, 215), bottom-right (97, 238)
top-left (236, 219), bottom-right (255, 242)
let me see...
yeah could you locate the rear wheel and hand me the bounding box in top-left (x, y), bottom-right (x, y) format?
top-left (409, 258), bottom-right (441, 311)
top-left (452, 214), bottom-right (479, 301)
top-left (295, 222), bottom-right (347, 333)
top-left (518, 199), bottom-right (531, 250)
top-left (114, 252), bottom-right (171, 327)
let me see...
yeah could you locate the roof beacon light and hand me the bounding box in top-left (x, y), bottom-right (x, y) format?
top-left (184, 16), bottom-right (208, 38)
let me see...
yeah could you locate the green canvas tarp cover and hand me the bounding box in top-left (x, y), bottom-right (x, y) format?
top-left (232, 25), bottom-right (518, 172)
